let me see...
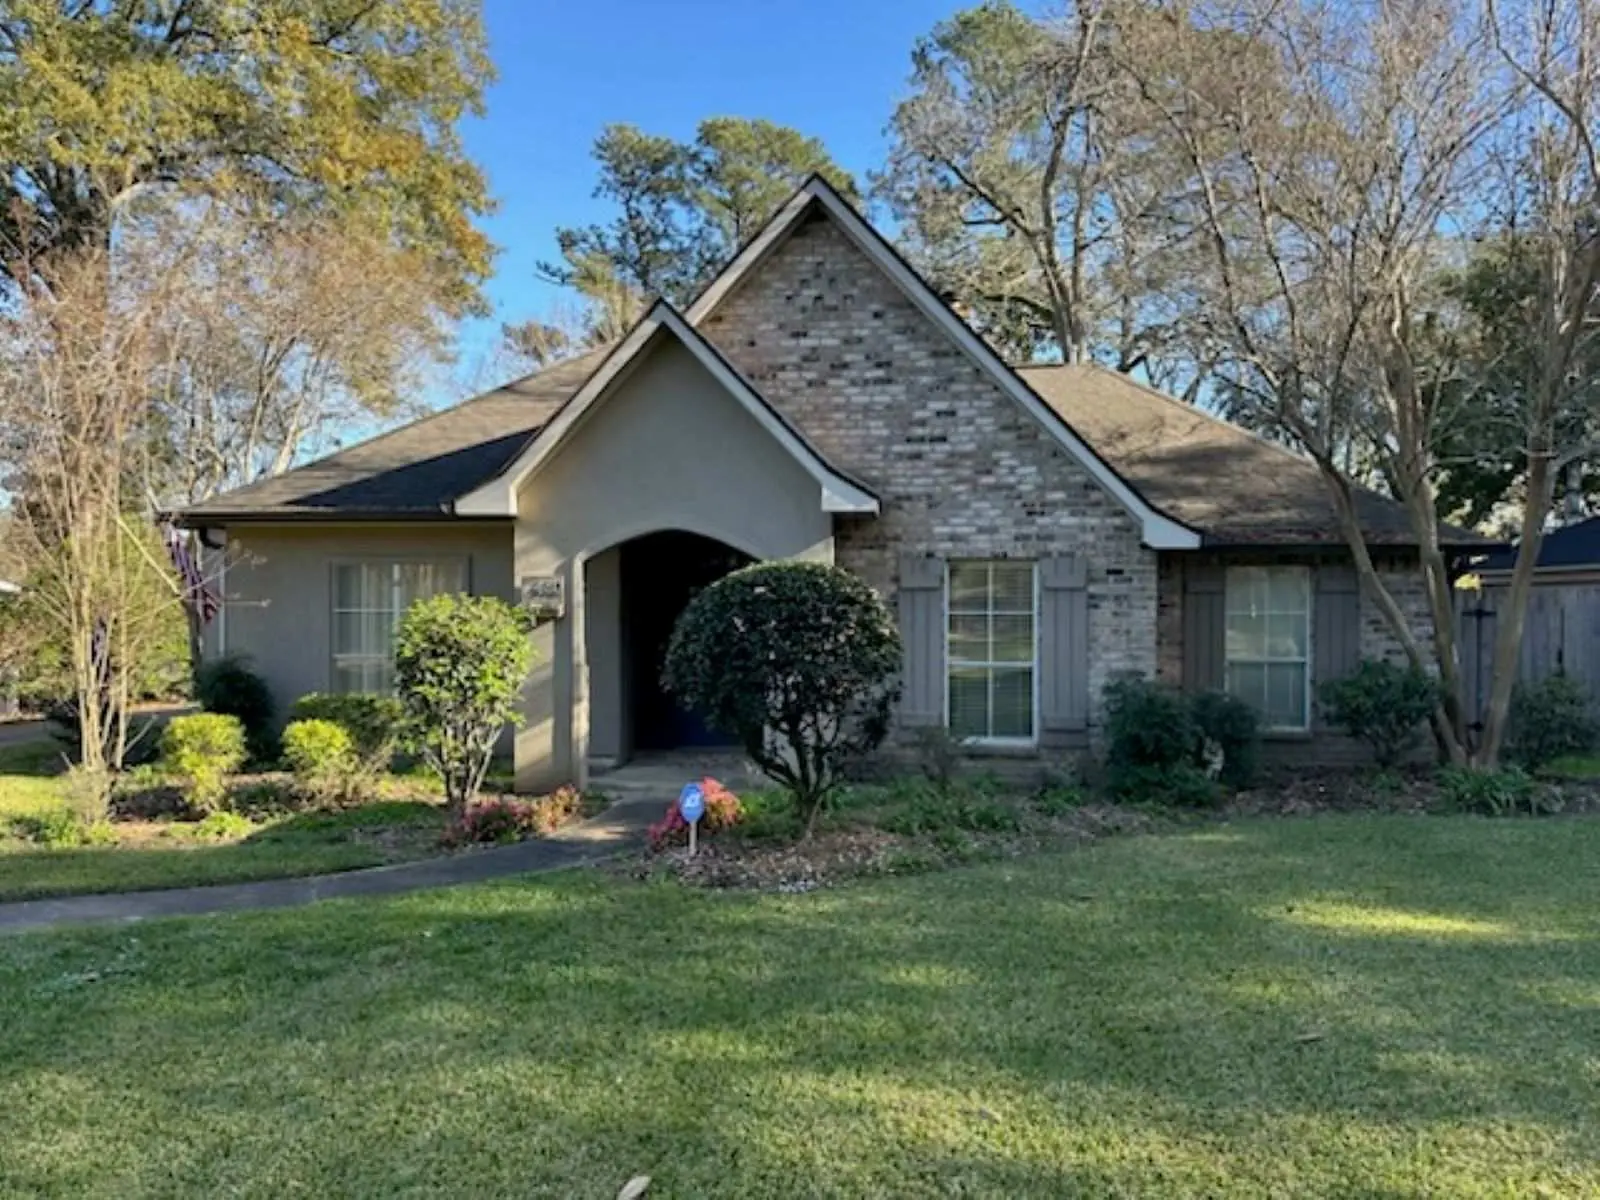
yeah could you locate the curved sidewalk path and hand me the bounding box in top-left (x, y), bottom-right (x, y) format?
top-left (0, 796), bottom-right (659, 936)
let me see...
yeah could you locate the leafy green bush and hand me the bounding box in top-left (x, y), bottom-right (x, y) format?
top-left (1319, 659), bottom-right (1438, 767)
top-left (1189, 690), bottom-right (1260, 787)
top-left (1034, 784), bottom-right (1087, 816)
top-left (1505, 674), bottom-right (1598, 770)
top-left (663, 561), bottom-right (901, 835)
top-left (159, 713), bottom-right (247, 814)
top-left (1101, 677), bottom-right (1231, 804)
top-left (18, 809), bottom-right (117, 849)
top-left (171, 810), bottom-right (255, 841)
top-left (1436, 765), bottom-right (1555, 816)
top-left (393, 594), bottom-right (534, 813)
top-left (195, 654), bottom-right (276, 761)
top-left (281, 718), bottom-right (361, 807)
top-left (288, 693), bottom-right (405, 770)
top-left (1109, 762), bottom-right (1221, 808)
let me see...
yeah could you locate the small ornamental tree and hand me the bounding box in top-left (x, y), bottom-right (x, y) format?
top-left (393, 594), bottom-right (534, 813)
top-left (663, 561), bottom-right (902, 834)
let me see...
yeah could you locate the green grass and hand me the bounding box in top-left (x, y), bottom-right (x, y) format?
top-left (0, 740), bottom-right (448, 902)
top-left (2, 815), bottom-right (1596, 1197)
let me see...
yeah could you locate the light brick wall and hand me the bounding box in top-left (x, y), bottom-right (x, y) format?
top-left (700, 211), bottom-right (1157, 730)
top-left (1362, 554), bottom-right (1435, 664)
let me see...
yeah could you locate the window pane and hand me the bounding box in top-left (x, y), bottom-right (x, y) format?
top-left (948, 563), bottom-right (990, 611)
top-left (332, 663), bottom-right (365, 695)
top-left (334, 565), bottom-right (364, 610)
top-left (1226, 614), bottom-right (1267, 659)
top-left (1266, 663), bottom-right (1308, 728)
top-left (1266, 613), bottom-right (1307, 659)
top-left (991, 614), bottom-right (1034, 663)
top-left (1226, 661), bottom-right (1266, 712)
top-left (1268, 570), bottom-right (1308, 613)
top-left (990, 563), bottom-right (1034, 611)
top-left (1226, 567), bottom-right (1267, 614)
top-left (331, 612), bottom-right (360, 656)
top-left (948, 614), bottom-right (988, 662)
top-left (991, 668), bottom-right (1033, 738)
top-left (949, 667), bottom-right (990, 739)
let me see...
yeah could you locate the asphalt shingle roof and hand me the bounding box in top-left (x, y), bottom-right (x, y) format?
top-left (1018, 364), bottom-right (1489, 547)
top-left (1477, 515), bottom-right (1600, 571)
top-left (183, 347), bottom-right (1488, 549)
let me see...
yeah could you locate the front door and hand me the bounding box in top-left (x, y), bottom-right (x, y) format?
top-left (621, 531), bottom-right (751, 751)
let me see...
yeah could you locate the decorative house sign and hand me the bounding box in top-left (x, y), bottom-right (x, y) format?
top-left (519, 575), bottom-right (565, 620)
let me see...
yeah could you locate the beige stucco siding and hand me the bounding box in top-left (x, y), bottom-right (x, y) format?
top-left (217, 522), bottom-right (515, 721)
top-left (512, 334), bottom-right (836, 789)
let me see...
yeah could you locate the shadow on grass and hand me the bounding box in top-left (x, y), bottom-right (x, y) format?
top-left (1, 815), bottom-right (1596, 1195)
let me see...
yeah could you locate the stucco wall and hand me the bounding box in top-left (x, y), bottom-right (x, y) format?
top-left (215, 522), bottom-right (515, 721)
top-left (512, 333), bottom-right (835, 789)
top-left (699, 211), bottom-right (1158, 730)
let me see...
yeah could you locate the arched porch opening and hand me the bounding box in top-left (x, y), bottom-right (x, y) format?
top-left (584, 529), bottom-right (754, 766)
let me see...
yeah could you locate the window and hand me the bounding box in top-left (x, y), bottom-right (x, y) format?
top-left (1225, 566), bottom-right (1311, 730)
top-left (332, 560), bottom-right (466, 694)
top-left (947, 560), bottom-right (1036, 742)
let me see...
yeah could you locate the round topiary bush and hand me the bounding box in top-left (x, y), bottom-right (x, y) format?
top-left (281, 718), bottom-right (359, 806)
top-left (662, 560), bottom-right (901, 834)
top-left (159, 712), bottom-right (248, 814)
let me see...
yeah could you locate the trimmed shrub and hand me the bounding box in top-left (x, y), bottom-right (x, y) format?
top-left (1437, 765), bottom-right (1555, 816)
top-left (663, 561), bottom-right (901, 834)
top-left (1319, 659), bottom-right (1437, 767)
top-left (281, 718), bottom-right (360, 807)
top-left (393, 594), bottom-right (535, 813)
top-left (288, 693), bottom-right (405, 770)
top-left (1104, 677), bottom-right (1196, 773)
top-left (648, 778), bottom-right (745, 851)
top-left (159, 713), bottom-right (247, 814)
top-left (443, 788), bottom-right (586, 846)
top-left (195, 654), bottom-right (276, 761)
top-left (1189, 690), bottom-right (1261, 787)
top-left (1505, 674), bottom-right (1598, 770)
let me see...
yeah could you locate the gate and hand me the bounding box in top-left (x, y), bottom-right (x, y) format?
top-left (1457, 581), bottom-right (1600, 729)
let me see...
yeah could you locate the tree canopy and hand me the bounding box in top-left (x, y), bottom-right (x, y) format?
top-left (0, 0), bottom-right (495, 314)
top-left (504, 117), bottom-right (856, 366)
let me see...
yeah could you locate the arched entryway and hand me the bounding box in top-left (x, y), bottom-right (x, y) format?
top-left (584, 529), bottom-right (753, 766)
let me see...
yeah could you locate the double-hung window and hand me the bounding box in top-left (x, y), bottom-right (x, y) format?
top-left (1225, 565), bottom-right (1311, 731)
top-left (332, 560), bottom-right (466, 694)
top-left (947, 560), bottom-right (1037, 743)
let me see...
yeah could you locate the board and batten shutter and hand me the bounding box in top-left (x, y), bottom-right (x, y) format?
top-left (1183, 561), bottom-right (1226, 692)
top-left (1040, 555), bottom-right (1090, 737)
top-left (897, 554), bottom-right (945, 727)
top-left (1313, 564), bottom-right (1361, 725)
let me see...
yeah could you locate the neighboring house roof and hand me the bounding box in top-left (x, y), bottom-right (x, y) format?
top-left (181, 350), bottom-right (609, 521)
top-left (1020, 364), bottom-right (1491, 549)
top-left (1476, 515), bottom-right (1600, 572)
top-left (455, 300), bottom-right (879, 518)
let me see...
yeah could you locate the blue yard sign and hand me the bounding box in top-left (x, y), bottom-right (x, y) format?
top-left (679, 782), bottom-right (705, 856)
top-left (678, 783), bottom-right (705, 824)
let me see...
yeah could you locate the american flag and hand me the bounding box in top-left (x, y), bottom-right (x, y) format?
top-left (160, 519), bottom-right (221, 624)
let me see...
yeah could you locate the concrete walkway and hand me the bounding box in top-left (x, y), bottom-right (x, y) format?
top-left (0, 795), bottom-right (660, 936)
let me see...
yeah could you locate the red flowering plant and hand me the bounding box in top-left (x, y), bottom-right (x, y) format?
top-left (648, 777), bottom-right (744, 852)
top-left (444, 786), bottom-right (588, 846)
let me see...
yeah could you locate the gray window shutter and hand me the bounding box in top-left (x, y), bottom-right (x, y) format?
top-left (1040, 555), bottom-right (1090, 732)
top-left (898, 554), bottom-right (945, 727)
top-left (1183, 561), bottom-right (1226, 692)
top-left (1314, 564), bottom-right (1361, 715)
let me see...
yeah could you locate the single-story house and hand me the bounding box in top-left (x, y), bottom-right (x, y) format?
top-left (182, 175), bottom-right (1489, 790)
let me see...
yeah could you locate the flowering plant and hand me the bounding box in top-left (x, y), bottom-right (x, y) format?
top-left (648, 777), bottom-right (743, 851)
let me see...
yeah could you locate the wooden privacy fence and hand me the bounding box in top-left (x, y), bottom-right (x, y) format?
top-left (1456, 580), bottom-right (1600, 729)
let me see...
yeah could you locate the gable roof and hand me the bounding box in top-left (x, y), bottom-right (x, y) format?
top-left (1477, 515), bottom-right (1600, 572)
top-left (454, 300), bottom-right (879, 517)
top-left (181, 350), bottom-right (607, 522)
top-left (685, 175), bottom-right (1203, 550)
top-left (1019, 364), bottom-right (1492, 548)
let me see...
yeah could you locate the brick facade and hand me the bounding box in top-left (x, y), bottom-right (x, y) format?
top-left (700, 212), bottom-right (1158, 729)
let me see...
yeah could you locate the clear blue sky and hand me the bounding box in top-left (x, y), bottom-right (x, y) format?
top-left (449, 0), bottom-right (961, 391)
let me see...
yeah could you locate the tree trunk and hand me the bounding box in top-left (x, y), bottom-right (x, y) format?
top-left (1476, 450), bottom-right (1555, 764)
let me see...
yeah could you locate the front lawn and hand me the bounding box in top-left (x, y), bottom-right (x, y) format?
top-left (1, 815), bottom-right (1595, 1196)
